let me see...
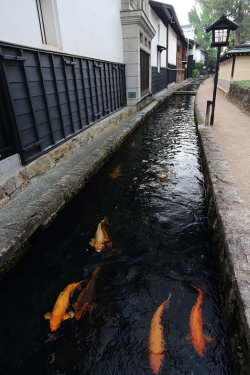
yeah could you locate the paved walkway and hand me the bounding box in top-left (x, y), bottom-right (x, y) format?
top-left (198, 78), bottom-right (250, 210)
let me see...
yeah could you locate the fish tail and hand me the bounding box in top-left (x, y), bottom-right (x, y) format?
top-left (191, 284), bottom-right (203, 295)
top-left (93, 267), bottom-right (100, 275)
top-left (162, 293), bottom-right (171, 310)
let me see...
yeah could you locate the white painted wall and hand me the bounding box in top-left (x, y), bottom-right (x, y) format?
top-left (149, 8), bottom-right (167, 67)
top-left (168, 25), bottom-right (177, 65)
top-left (0, 0), bottom-right (43, 48)
top-left (182, 25), bottom-right (196, 41)
top-left (57, 0), bottom-right (124, 62)
top-left (195, 48), bottom-right (205, 62)
top-left (0, 0), bottom-right (124, 63)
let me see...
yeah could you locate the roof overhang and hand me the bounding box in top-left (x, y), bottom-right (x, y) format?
top-left (149, 1), bottom-right (187, 45)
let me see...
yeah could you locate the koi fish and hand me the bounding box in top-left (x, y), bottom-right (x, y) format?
top-left (149, 293), bottom-right (171, 374)
top-left (158, 170), bottom-right (169, 183)
top-left (90, 218), bottom-right (112, 252)
top-left (73, 268), bottom-right (100, 320)
top-left (110, 164), bottom-right (122, 179)
top-left (44, 281), bottom-right (84, 332)
top-left (187, 285), bottom-right (213, 357)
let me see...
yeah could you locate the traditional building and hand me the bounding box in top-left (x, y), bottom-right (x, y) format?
top-left (219, 41), bottom-right (250, 93)
top-left (0, 0), bottom-right (187, 171)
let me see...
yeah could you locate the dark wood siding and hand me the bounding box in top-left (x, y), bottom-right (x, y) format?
top-left (0, 42), bottom-right (127, 165)
top-left (168, 64), bottom-right (176, 84)
top-left (140, 49), bottom-right (149, 97)
top-left (151, 67), bottom-right (166, 94)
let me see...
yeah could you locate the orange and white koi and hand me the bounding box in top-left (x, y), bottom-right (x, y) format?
top-left (90, 218), bottom-right (112, 252)
top-left (187, 285), bottom-right (213, 357)
top-left (73, 268), bottom-right (100, 320)
top-left (44, 281), bottom-right (84, 332)
top-left (149, 293), bottom-right (171, 374)
top-left (110, 164), bottom-right (122, 179)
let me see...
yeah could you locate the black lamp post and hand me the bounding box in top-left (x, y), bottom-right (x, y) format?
top-left (206, 15), bottom-right (238, 126)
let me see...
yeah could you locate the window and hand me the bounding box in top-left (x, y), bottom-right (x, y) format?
top-left (158, 24), bottom-right (160, 43)
top-left (157, 51), bottom-right (161, 73)
top-left (145, 37), bottom-right (147, 47)
top-left (36, 0), bottom-right (62, 48)
top-left (140, 32), bottom-right (143, 44)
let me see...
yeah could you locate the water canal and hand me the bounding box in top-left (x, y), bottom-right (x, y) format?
top-left (0, 86), bottom-right (231, 374)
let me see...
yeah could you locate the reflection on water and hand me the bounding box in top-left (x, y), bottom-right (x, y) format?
top-left (0, 94), bottom-right (231, 375)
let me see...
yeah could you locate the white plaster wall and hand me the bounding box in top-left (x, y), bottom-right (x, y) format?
top-left (0, 0), bottom-right (124, 63)
top-left (182, 25), bottom-right (195, 41)
top-left (0, 0), bottom-right (43, 48)
top-left (57, 0), bottom-right (124, 62)
top-left (149, 8), bottom-right (167, 67)
top-left (168, 25), bottom-right (177, 65)
top-left (195, 48), bottom-right (201, 62)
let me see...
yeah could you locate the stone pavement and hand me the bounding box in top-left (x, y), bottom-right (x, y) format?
top-left (195, 78), bottom-right (250, 373)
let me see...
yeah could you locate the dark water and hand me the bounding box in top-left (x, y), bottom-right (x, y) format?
top-left (0, 91), bottom-right (231, 375)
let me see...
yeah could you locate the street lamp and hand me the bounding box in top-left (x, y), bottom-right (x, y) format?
top-left (205, 14), bottom-right (238, 125)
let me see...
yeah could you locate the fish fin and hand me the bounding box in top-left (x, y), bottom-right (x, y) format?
top-left (63, 312), bottom-right (75, 320)
top-left (191, 284), bottom-right (203, 295)
top-left (77, 280), bottom-right (87, 290)
top-left (162, 293), bottom-right (172, 310)
top-left (47, 333), bottom-right (57, 340)
top-left (73, 301), bottom-right (78, 310)
top-left (89, 238), bottom-right (95, 247)
top-left (206, 335), bottom-right (213, 342)
top-left (186, 334), bottom-right (192, 340)
top-left (89, 303), bottom-right (96, 310)
top-left (44, 312), bottom-right (51, 320)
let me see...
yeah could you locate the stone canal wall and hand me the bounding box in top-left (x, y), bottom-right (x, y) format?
top-left (227, 84), bottom-right (250, 116)
top-left (0, 80), bottom-right (191, 280)
top-left (0, 104), bottom-right (148, 211)
top-left (195, 89), bottom-right (250, 375)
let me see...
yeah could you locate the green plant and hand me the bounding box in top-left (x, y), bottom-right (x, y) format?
top-left (192, 69), bottom-right (199, 79)
top-left (233, 80), bottom-right (250, 88)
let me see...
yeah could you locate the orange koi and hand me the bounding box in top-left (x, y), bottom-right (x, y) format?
top-left (44, 281), bottom-right (84, 332)
top-left (73, 268), bottom-right (100, 320)
top-left (158, 170), bottom-right (169, 183)
top-left (149, 293), bottom-right (171, 374)
top-left (110, 164), bottom-right (122, 179)
top-left (187, 285), bottom-right (213, 357)
top-left (90, 218), bottom-right (112, 252)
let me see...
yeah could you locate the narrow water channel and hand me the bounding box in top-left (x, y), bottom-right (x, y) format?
top-left (0, 89), bottom-right (231, 375)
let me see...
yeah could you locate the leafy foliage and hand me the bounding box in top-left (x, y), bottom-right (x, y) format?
top-left (233, 80), bottom-right (250, 88)
top-left (188, 5), bottom-right (217, 71)
top-left (192, 69), bottom-right (199, 78)
top-left (197, 0), bottom-right (250, 45)
top-left (195, 61), bottom-right (205, 72)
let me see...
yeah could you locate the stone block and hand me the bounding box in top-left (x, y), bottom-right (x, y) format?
top-left (2, 177), bottom-right (16, 195)
top-left (213, 185), bottom-right (245, 206)
top-left (10, 189), bottom-right (21, 200)
top-left (0, 196), bottom-right (10, 209)
top-left (0, 186), bottom-right (4, 200)
top-left (15, 170), bottom-right (27, 189)
top-left (21, 181), bottom-right (29, 192)
top-left (49, 143), bottom-right (69, 161)
top-left (26, 154), bottom-right (54, 179)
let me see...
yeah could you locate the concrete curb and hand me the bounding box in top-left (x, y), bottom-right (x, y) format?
top-left (195, 85), bottom-right (250, 374)
top-left (0, 80), bottom-right (191, 278)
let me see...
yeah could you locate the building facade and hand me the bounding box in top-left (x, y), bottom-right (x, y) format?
top-left (219, 42), bottom-right (250, 93)
top-left (0, 0), bottom-right (187, 169)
